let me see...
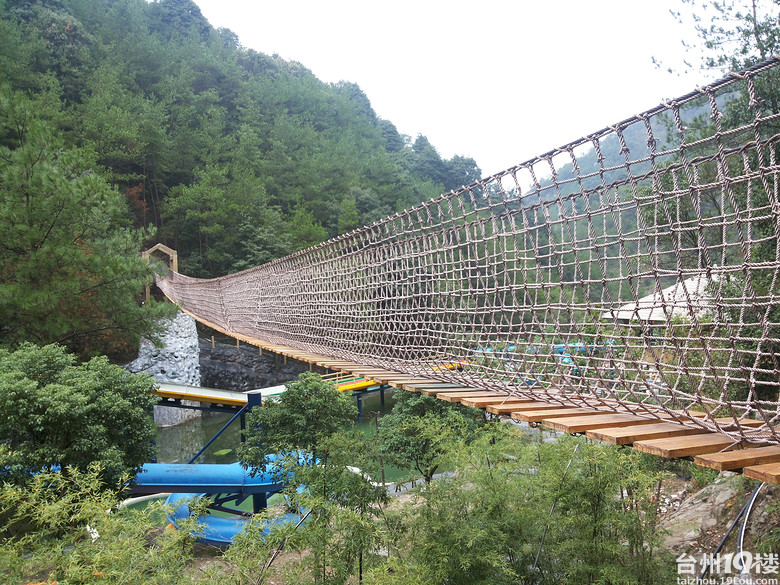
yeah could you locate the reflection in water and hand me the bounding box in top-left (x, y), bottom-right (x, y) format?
top-left (155, 409), bottom-right (241, 464)
top-left (155, 388), bottom-right (405, 479)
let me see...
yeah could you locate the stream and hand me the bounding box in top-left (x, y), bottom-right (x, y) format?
top-left (155, 387), bottom-right (409, 482)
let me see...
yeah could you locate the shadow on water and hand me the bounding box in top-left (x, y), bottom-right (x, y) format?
top-left (155, 387), bottom-right (410, 482)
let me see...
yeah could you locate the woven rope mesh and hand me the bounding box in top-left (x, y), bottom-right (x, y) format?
top-left (158, 57), bottom-right (780, 445)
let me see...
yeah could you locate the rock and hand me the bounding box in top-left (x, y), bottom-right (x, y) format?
top-left (125, 311), bottom-right (201, 427)
top-left (661, 473), bottom-right (742, 554)
top-left (125, 312), bottom-right (325, 426)
top-left (198, 338), bottom-right (313, 392)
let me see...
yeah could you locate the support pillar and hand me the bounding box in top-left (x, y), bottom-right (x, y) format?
top-left (247, 389), bottom-right (265, 512)
top-left (253, 493), bottom-right (268, 514)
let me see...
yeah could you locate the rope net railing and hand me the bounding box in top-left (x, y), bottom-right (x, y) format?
top-left (157, 57), bottom-right (780, 446)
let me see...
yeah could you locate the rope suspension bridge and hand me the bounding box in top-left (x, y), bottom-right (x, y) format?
top-left (151, 57), bottom-right (780, 483)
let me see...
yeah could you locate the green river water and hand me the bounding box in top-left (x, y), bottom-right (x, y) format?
top-left (155, 387), bottom-right (408, 483)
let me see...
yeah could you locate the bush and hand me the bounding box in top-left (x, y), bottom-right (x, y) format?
top-left (0, 343), bottom-right (158, 486)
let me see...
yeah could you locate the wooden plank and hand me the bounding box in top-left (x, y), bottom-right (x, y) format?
top-left (401, 383), bottom-right (462, 392)
top-left (421, 387), bottom-right (482, 396)
top-left (694, 445), bottom-right (780, 471)
top-left (318, 362), bottom-right (363, 370)
top-left (743, 462), bottom-right (780, 484)
top-left (587, 422), bottom-right (710, 445)
top-left (486, 402), bottom-right (551, 414)
top-left (512, 408), bottom-right (601, 423)
top-left (633, 434), bottom-right (739, 458)
top-left (543, 414), bottom-right (665, 434)
top-left (672, 410), bottom-right (709, 418)
top-left (460, 396), bottom-right (535, 408)
top-left (383, 376), bottom-right (434, 383)
top-left (437, 392), bottom-right (503, 402)
top-left (498, 401), bottom-right (576, 412)
top-left (711, 418), bottom-right (767, 428)
top-left (402, 382), bottom-right (459, 390)
top-left (349, 373), bottom-right (400, 384)
top-left (348, 370), bottom-right (396, 379)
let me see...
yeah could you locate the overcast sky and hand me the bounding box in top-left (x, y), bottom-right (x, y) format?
top-left (194, 0), bottom-right (718, 177)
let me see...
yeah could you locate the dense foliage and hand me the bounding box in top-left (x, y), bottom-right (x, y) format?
top-left (0, 89), bottom-right (174, 358)
top-left (0, 343), bottom-right (158, 486)
top-left (378, 389), bottom-right (485, 483)
top-left (0, 2), bottom-right (777, 584)
top-left (0, 0), bottom-right (481, 280)
top-left (0, 465), bottom-right (200, 584)
top-left (238, 373), bottom-right (388, 583)
top-left (238, 372), bottom-right (357, 466)
top-left (0, 424), bottom-right (690, 585)
top-left (0, 365), bottom-right (770, 585)
top-left (364, 429), bottom-right (676, 585)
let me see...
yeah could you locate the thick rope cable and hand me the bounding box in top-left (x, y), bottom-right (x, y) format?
top-left (157, 57), bottom-right (780, 446)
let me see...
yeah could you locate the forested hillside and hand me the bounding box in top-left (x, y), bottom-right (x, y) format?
top-left (0, 0), bottom-right (480, 356)
top-left (0, 0), bottom-right (481, 277)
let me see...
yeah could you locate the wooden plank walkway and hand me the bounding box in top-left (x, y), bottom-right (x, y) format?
top-left (587, 422), bottom-right (710, 445)
top-left (543, 413), bottom-right (666, 434)
top-left (633, 434), bottom-right (742, 458)
top-left (173, 308), bottom-right (780, 483)
top-left (512, 408), bottom-right (603, 423)
top-left (743, 462), bottom-right (780, 483)
top-left (694, 445), bottom-right (780, 471)
top-left (460, 396), bottom-right (535, 408)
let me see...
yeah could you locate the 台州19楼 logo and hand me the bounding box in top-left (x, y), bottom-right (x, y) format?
top-left (676, 552), bottom-right (778, 584)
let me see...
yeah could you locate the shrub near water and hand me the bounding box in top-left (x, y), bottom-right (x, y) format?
top-left (0, 343), bottom-right (158, 487)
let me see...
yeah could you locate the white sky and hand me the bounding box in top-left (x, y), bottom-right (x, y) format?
top-left (194, 0), bottom-right (716, 177)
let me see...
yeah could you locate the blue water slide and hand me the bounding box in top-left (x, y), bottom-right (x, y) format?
top-left (165, 492), bottom-right (303, 547)
top-left (132, 455), bottom-right (311, 545)
top-left (132, 461), bottom-right (283, 495)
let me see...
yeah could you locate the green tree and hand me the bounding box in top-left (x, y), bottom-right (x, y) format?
top-left (0, 0), bottom-right (483, 284)
top-left (378, 391), bottom-right (484, 483)
top-left (149, 0), bottom-right (211, 40)
top-left (378, 119), bottom-right (404, 152)
top-left (279, 431), bottom-right (390, 585)
top-left (365, 431), bottom-right (673, 585)
top-left (0, 343), bottom-right (158, 487)
top-left (337, 193), bottom-right (360, 235)
top-left (238, 374), bottom-right (388, 585)
top-left (672, 0), bottom-right (780, 71)
top-left (378, 412), bottom-right (457, 484)
top-left (534, 438), bottom-right (672, 584)
top-left (444, 154), bottom-right (481, 191)
top-left (238, 373), bottom-right (357, 468)
top-left (0, 90), bottom-right (173, 358)
top-left (162, 162), bottom-right (282, 276)
top-left (411, 134), bottom-right (448, 187)
top-left (77, 62), bottom-right (169, 190)
top-left (288, 203), bottom-right (328, 251)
